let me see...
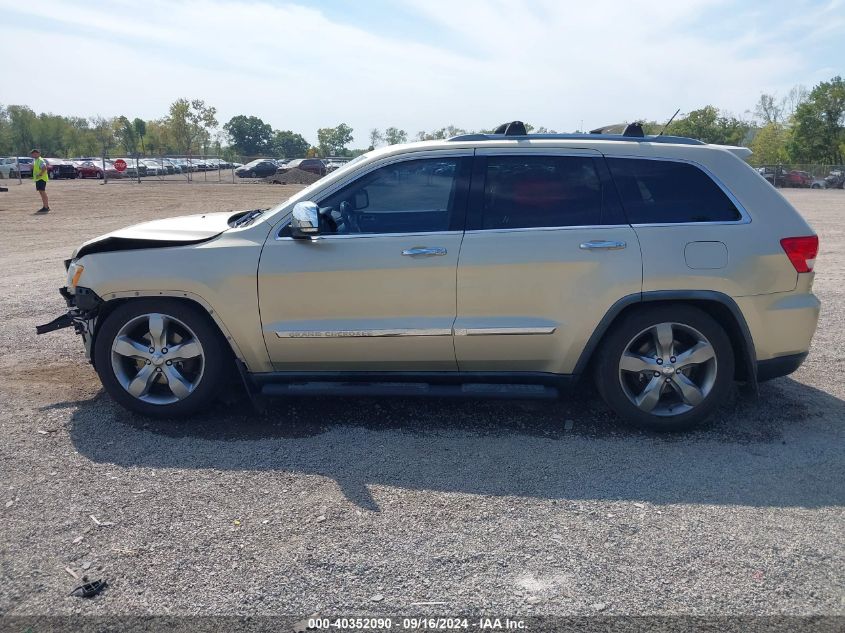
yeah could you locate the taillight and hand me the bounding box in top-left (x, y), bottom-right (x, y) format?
top-left (780, 235), bottom-right (818, 273)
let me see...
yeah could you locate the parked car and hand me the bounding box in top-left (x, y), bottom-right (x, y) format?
top-left (783, 170), bottom-right (812, 188)
top-left (235, 159), bottom-right (278, 178)
top-left (0, 156), bottom-right (34, 178)
top-left (278, 158), bottom-right (327, 177)
top-left (825, 170), bottom-right (844, 189)
top-left (74, 160), bottom-right (103, 179)
top-left (74, 160), bottom-right (120, 179)
top-left (43, 158), bottom-right (77, 179)
top-left (162, 159), bottom-right (182, 174)
top-left (810, 178), bottom-right (828, 189)
top-left (141, 159), bottom-right (165, 177)
top-left (38, 126), bottom-right (820, 432)
top-left (324, 158), bottom-right (349, 173)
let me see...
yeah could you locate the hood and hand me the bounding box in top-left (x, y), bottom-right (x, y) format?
top-left (73, 211), bottom-right (234, 259)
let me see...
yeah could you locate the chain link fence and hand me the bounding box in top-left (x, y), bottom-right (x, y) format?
top-left (0, 154), bottom-right (345, 186)
top-left (753, 164), bottom-right (845, 189)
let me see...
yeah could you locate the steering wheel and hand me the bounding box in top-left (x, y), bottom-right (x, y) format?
top-left (338, 200), bottom-right (359, 233)
top-left (318, 208), bottom-right (338, 233)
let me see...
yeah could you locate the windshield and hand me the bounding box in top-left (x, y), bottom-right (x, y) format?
top-left (265, 152), bottom-right (371, 216)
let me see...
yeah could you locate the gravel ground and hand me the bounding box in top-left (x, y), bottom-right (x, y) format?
top-left (0, 180), bottom-right (843, 619)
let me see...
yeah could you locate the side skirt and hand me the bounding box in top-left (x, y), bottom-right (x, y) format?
top-left (251, 371), bottom-right (577, 401)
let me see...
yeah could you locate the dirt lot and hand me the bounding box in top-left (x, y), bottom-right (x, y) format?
top-left (0, 180), bottom-right (842, 620)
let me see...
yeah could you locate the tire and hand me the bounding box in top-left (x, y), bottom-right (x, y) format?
top-left (593, 305), bottom-right (734, 432)
top-left (94, 299), bottom-right (230, 418)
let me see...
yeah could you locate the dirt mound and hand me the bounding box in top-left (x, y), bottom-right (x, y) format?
top-left (264, 167), bottom-right (322, 185)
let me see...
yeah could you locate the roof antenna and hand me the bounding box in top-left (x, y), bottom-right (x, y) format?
top-left (657, 108), bottom-right (681, 136)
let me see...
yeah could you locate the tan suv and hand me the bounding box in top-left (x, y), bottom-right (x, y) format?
top-left (38, 124), bottom-right (820, 431)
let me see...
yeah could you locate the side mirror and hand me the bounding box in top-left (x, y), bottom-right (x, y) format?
top-left (353, 189), bottom-right (369, 210)
top-left (290, 201), bottom-right (320, 238)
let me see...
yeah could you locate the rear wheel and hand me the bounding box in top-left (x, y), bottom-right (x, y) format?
top-left (94, 299), bottom-right (230, 418)
top-left (594, 305), bottom-right (734, 431)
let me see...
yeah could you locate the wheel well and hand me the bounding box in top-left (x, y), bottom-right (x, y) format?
top-left (580, 298), bottom-right (754, 382)
top-left (92, 296), bottom-right (237, 369)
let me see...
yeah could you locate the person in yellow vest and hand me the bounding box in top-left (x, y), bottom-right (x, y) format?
top-left (31, 149), bottom-right (50, 214)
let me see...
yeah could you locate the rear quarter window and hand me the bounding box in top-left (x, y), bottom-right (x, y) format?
top-left (607, 158), bottom-right (741, 224)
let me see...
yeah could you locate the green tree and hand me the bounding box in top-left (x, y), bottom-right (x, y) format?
top-left (115, 116), bottom-right (138, 155)
top-left (369, 128), bottom-right (383, 148)
top-left (749, 123), bottom-right (790, 165)
top-left (132, 118), bottom-right (147, 155)
top-left (89, 116), bottom-right (117, 156)
top-left (144, 119), bottom-right (172, 155)
top-left (789, 76), bottom-right (845, 164)
top-left (0, 106), bottom-right (12, 155)
top-left (317, 123), bottom-right (353, 156)
top-left (754, 94), bottom-right (784, 126)
top-left (384, 127), bottom-right (408, 145)
top-left (223, 115), bottom-right (273, 156)
top-left (63, 117), bottom-right (94, 156)
top-left (7, 105), bottom-right (37, 153)
top-left (167, 98), bottom-right (218, 155)
top-left (661, 106), bottom-right (751, 145)
top-left (34, 113), bottom-right (68, 156)
top-left (416, 125), bottom-right (467, 140)
top-left (271, 130), bottom-right (309, 158)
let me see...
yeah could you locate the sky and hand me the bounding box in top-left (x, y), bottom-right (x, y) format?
top-left (2, 0), bottom-right (844, 146)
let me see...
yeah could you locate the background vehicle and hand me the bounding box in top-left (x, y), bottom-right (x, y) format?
top-left (810, 178), bottom-right (828, 189)
top-left (45, 158), bottom-right (78, 179)
top-left (74, 159), bottom-right (120, 179)
top-left (278, 158), bottom-right (327, 176)
top-left (39, 128), bottom-right (820, 432)
top-left (783, 170), bottom-right (812, 188)
top-left (324, 158), bottom-right (349, 173)
top-left (0, 157), bottom-right (34, 178)
top-left (141, 159), bottom-right (165, 176)
top-left (235, 159), bottom-right (278, 178)
top-left (825, 170), bottom-right (844, 189)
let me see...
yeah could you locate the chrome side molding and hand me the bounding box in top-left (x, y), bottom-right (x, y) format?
top-left (275, 326), bottom-right (558, 338)
top-left (276, 328), bottom-right (452, 338)
top-left (453, 326), bottom-right (557, 336)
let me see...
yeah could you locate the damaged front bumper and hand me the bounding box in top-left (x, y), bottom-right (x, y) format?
top-left (36, 286), bottom-right (103, 360)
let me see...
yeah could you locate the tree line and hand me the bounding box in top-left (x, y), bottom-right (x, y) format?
top-left (1, 76), bottom-right (842, 164)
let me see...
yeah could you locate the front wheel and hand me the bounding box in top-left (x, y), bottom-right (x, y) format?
top-left (594, 305), bottom-right (734, 431)
top-left (94, 299), bottom-right (230, 418)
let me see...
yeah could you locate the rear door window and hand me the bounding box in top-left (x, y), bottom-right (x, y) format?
top-left (607, 158), bottom-right (741, 224)
top-left (478, 155), bottom-right (619, 229)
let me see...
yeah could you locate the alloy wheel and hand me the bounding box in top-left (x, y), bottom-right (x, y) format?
top-left (110, 313), bottom-right (205, 405)
top-left (618, 322), bottom-right (717, 417)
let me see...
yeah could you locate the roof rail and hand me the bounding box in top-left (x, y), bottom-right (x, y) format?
top-left (448, 120), bottom-right (703, 144)
top-left (447, 132), bottom-right (705, 145)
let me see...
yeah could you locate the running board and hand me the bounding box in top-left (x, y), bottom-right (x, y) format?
top-left (260, 382), bottom-right (559, 400)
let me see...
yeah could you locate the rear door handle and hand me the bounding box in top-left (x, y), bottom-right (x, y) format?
top-left (579, 240), bottom-right (627, 251)
top-left (402, 247), bottom-right (447, 257)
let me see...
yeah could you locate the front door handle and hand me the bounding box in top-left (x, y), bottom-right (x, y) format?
top-left (579, 240), bottom-right (627, 251)
top-left (402, 247), bottom-right (447, 257)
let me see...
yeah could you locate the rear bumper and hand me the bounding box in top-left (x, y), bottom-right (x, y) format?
top-left (757, 352), bottom-right (808, 382)
top-left (734, 278), bottom-right (820, 366)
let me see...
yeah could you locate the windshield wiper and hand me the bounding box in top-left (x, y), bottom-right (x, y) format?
top-left (232, 208), bottom-right (266, 227)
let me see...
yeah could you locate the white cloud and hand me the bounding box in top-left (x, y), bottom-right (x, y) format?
top-left (2, 0), bottom-right (840, 145)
